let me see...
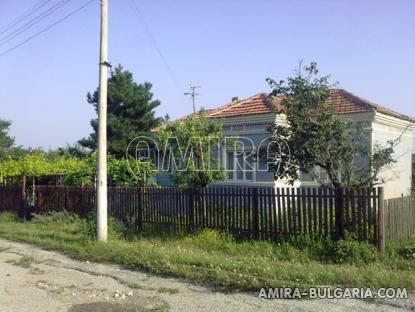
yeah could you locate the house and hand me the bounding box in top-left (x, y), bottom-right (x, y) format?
top-left (155, 89), bottom-right (414, 199)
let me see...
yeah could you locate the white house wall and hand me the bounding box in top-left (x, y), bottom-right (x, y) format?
top-left (371, 113), bottom-right (414, 199)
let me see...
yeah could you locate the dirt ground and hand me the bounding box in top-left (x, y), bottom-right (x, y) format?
top-left (0, 238), bottom-right (414, 312)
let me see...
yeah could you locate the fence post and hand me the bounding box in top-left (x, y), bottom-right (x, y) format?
top-left (252, 187), bottom-right (260, 240)
top-left (188, 188), bottom-right (194, 232)
top-left (20, 175), bottom-right (27, 220)
top-left (377, 187), bottom-right (385, 252)
top-left (64, 186), bottom-right (69, 211)
top-left (335, 187), bottom-right (345, 240)
top-left (136, 188), bottom-right (143, 232)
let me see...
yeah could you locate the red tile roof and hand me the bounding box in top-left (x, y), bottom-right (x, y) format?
top-left (207, 93), bottom-right (282, 117)
top-left (195, 89), bottom-right (413, 122)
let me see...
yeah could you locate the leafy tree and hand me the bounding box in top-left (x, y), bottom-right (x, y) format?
top-left (158, 111), bottom-right (225, 188)
top-left (64, 152), bottom-right (155, 187)
top-left (265, 62), bottom-right (401, 188)
top-left (0, 153), bottom-right (82, 178)
top-left (160, 114), bottom-right (170, 124)
top-left (0, 119), bottom-right (15, 159)
top-left (53, 143), bottom-right (89, 159)
top-left (79, 65), bottom-right (161, 157)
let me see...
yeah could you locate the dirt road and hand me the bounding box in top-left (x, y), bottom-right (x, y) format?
top-left (0, 238), bottom-right (413, 312)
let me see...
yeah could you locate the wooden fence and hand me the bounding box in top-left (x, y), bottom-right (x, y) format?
top-left (30, 186), bottom-right (385, 246)
top-left (2, 185), bottom-right (414, 249)
top-left (0, 186), bottom-right (27, 218)
top-left (382, 195), bottom-right (415, 246)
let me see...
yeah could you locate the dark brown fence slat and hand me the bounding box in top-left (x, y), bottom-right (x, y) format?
top-left (312, 188), bottom-right (317, 236)
top-left (3, 185), bottom-right (406, 250)
top-left (276, 187), bottom-right (282, 235)
top-left (288, 187), bottom-right (293, 234)
top-left (317, 188), bottom-right (322, 236)
top-left (301, 188), bottom-right (307, 234)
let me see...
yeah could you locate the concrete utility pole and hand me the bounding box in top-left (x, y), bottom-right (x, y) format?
top-left (97, 0), bottom-right (110, 242)
top-left (184, 85), bottom-right (201, 114)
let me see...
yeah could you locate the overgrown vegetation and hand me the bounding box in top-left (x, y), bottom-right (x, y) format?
top-left (0, 211), bottom-right (414, 291)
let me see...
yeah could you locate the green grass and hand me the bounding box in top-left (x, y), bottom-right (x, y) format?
top-left (6, 256), bottom-right (36, 269)
top-left (152, 303), bottom-right (169, 312)
top-left (157, 287), bottom-right (179, 294)
top-left (0, 211), bottom-right (414, 291)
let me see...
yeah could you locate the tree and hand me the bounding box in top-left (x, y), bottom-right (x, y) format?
top-left (0, 119), bottom-right (15, 160)
top-left (265, 62), bottom-right (401, 188)
top-left (158, 111), bottom-right (225, 188)
top-left (64, 152), bottom-right (155, 187)
top-left (79, 65), bottom-right (161, 157)
top-left (0, 153), bottom-right (82, 178)
top-left (54, 143), bottom-right (89, 159)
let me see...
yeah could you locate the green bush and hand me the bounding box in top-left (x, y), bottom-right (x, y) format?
top-left (395, 237), bottom-right (415, 260)
top-left (32, 210), bottom-right (80, 224)
top-left (80, 212), bottom-right (125, 241)
top-left (332, 239), bottom-right (378, 264)
top-left (184, 229), bottom-right (234, 250)
top-left (0, 212), bottom-right (18, 222)
top-left (277, 234), bottom-right (379, 264)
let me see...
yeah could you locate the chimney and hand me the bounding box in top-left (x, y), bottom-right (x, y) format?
top-left (232, 96), bottom-right (240, 102)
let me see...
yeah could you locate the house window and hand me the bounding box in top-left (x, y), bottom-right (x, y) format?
top-left (227, 152), bottom-right (234, 180)
top-left (226, 151), bottom-right (255, 181)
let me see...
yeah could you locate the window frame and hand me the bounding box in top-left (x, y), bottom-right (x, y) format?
top-left (225, 150), bottom-right (256, 182)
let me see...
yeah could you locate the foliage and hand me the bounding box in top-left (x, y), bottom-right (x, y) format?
top-left (80, 211), bottom-right (124, 241)
top-left (0, 119), bottom-right (15, 160)
top-left (332, 239), bottom-right (379, 264)
top-left (158, 111), bottom-right (225, 188)
top-left (394, 236), bottom-right (415, 260)
top-left (79, 65), bottom-right (161, 157)
top-left (0, 153), bottom-right (82, 177)
top-left (32, 210), bottom-right (81, 224)
top-left (265, 62), bottom-right (401, 188)
top-left (63, 152), bottom-right (155, 187)
top-left (0, 148), bottom-right (154, 186)
top-left (6, 256), bottom-right (36, 269)
top-left (1, 213), bottom-right (414, 291)
top-left (49, 144), bottom-right (89, 159)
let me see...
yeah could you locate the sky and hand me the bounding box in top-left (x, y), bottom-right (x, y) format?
top-left (0, 0), bottom-right (414, 150)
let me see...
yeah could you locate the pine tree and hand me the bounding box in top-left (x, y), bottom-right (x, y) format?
top-left (0, 119), bottom-right (15, 160)
top-left (79, 65), bottom-right (161, 157)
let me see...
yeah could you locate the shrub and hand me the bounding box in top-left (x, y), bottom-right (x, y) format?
top-left (32, 210), bottom-right (80, 224)
top-left (332, 239), bottom-right (379, 264)
top-left (0, 212), bottom-right (18, 222)
top-left (80, 212), bottom-right (125, 241)
top-left (395, 237), bottom-right (415, 260)
top-left (184, 229), bottom-right (234, 250)
top-left (278, 234), bottom-right (380, 264)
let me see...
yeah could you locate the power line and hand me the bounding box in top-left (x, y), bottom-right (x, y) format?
top-left (0, 0), bottom-right (72, 47)
top-left (0, 0), bottom-right (54, 36)
top-left (0, 0), bottom-right (96, 57)
top-left (128, 0), bottom-right (184, 94)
